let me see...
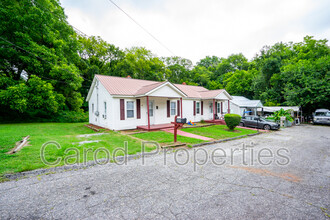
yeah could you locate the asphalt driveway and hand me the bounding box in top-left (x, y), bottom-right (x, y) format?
top-left (0, 125), bottom-right (329, 219)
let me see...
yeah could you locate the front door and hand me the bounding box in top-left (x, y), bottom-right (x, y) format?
top-left (149, 100), bottom-right (155, 125)
top-left (209, 102), bottom-right (213, 120)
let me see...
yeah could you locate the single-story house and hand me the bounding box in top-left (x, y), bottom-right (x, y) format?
top-left (86, 75), bottom-right (233, 130)
top-left (222, 96), bottom-right (263, 116)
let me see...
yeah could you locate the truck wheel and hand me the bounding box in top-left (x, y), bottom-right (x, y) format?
top-left (239, 122), bottom-right (244, 127)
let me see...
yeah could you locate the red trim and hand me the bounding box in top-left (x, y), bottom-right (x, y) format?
top-left (180, 98), bottom-right (183, 118)
top-left (193, 101), bottom-right (196, 116)
top-left (167, 100), bottom-right (170, 117)
top-left (177, 100), bottom-right (180, 116)
top-left (213, 99), bottom-right (215, 120)
top-left (136, 99), bottom-right (141, 119)
top-left (147, 96), bottom-right (150, 130)
top-left (120, 99), bottom-right (125, 120)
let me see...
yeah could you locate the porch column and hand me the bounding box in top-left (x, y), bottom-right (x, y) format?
top-left (213, 99), bottom-right (216, 120)
top-left (146, 96), bottom-right (150, 131)
top-left (228, 100), bottom-right (230, 113)
top-left (180, 97), bottom-right (183, 118)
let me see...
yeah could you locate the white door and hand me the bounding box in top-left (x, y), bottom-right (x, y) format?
top-left (149, 100), bottom-right (155, 125)
top-left (209, 102), bottom-right (213, 119)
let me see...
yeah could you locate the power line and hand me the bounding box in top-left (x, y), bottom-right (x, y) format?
top-left (0, 36), bottom-right (92, 87)
top-left (106, 0), bottom-right (176, 56)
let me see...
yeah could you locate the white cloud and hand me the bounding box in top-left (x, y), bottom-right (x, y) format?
top-left (60, 0), bottom-right (330, 64)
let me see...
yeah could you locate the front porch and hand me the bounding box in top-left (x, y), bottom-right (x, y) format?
top-left (137, 123), bottom-right (174, 131)
top-left (204, 119), bottom-right (226, 125)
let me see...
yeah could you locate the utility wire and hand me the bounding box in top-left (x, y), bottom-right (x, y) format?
top-left (106, 0), bottom-right (176, 56)
top-left (0, 36), bottom-right (92, 87)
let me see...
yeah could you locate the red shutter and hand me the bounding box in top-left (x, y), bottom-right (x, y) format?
top-left (136, 99), bottom-right (141, 119)
top-left (201, 101), bottom-right (203, 115)
top-left (193, 101), bottom-right (196, 116)
top-left (120, 99), bottom-right (125, 120)
top-left (221, 102), bottom-right (223, 114)
top-left (167, 100), bottom-right (170, 117)
top-left (177, 100), bottom-right (180, 116)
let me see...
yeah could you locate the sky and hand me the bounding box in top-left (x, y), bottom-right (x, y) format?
top-left (60, 0), bottom-right (330, 64)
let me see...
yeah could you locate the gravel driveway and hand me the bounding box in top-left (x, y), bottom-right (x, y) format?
top-left (0, 125), bottom-right (329, 219)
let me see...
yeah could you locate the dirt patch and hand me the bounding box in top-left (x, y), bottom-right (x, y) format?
top-left (229, 166), bottom-right (301, 183)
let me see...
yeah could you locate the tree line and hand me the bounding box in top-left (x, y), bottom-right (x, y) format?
top-left (0, 0), bottom-right (329, 122)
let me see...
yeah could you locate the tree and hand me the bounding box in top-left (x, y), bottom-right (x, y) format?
top-left (0, 0), bottom-right (83, 116)
top-left (162, 56), bottom-right (193, 84)
top-left (222, 70), bottom-right (255, 98)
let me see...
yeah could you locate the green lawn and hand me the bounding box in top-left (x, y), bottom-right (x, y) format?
top-left (132, 131), bottom-right (206, 145)
top-left (0, 123), bottom-right (155, 175)
top-left (181, 125), bottom-right (257, 139)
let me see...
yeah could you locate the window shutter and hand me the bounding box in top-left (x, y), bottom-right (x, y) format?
top-left (177, 100), bottom-right (180, 116)
top-left (215, 102), bottom-right (218, 113)
top-left (201, 101), bottom-right (203, 115)
top-left (167, 100), bottom-right (170, 117)
top-left (120, 99), bottom-right (125, 120)
top-left (193, 101), bottom-right (196, 116)
top-left (136, 99), bottom-right (141, 119)
top-left (221, 102), bottom-right (223, 114)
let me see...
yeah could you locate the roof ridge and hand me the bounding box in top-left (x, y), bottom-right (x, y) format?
top-left (95, 74), bottom-right (161, 83)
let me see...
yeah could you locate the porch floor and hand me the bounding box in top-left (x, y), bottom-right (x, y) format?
top-left (204, 119), bottom-right (226, 125)
top-left (137, 123), bottom-right (174, 131)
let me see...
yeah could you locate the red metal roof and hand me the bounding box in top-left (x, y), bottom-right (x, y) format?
top-left (95, 75), bottom-right (227, 99)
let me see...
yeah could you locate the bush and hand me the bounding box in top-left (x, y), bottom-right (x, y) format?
top-left (51, 110), bottom-right (89, 123)
top-left (224, 114), bottom-right (241, 130)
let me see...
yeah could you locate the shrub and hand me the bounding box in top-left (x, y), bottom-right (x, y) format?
top-left (224, 114), bottom-right (241, 130)
top-left (52, 110), bottom-right (89, 123)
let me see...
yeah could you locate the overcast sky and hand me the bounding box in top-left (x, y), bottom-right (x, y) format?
top-left (60, 0), bottom-right (330, 64)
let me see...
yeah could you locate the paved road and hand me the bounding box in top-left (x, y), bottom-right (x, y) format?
top-left (0, 125), bottom-right (329, 219)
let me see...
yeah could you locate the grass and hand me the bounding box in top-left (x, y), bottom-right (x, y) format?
top-left (181, 125), bottom-right (257, 139)
top-left (132, 131), bottom-right (206, 145)
top-left (0, 123), bottom-right (155, 175)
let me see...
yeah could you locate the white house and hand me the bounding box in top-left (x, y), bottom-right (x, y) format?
top-left (223, 96), bottom-right (263, 116)
top-left (86, 75), bottom-right (233, 130)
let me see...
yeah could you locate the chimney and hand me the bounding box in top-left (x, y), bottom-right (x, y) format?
top-left (182, 82), bottom-right (186, 85)
top-left (127, 75), bottom-right (131, 79)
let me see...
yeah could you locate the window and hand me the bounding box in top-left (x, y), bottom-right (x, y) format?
top-left (104, 102), bottom-right (107, 118)
top-left (92, 103), bottom-right (94, 113)
top-left (170, 102), bottom-right (176, 115)
top-left (196, 102), bottom-right (200, 114)
top-left (127, 101), bottom-right (134, 118)
top-left (209, 103), bottom-right (213, 113)
top-left (149, 101), bottom-right (154, 117)
top-left (217, 102), bottom-right (220, 113)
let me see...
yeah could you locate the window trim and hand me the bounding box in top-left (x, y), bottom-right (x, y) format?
top-left (170, 101), bottom-right (176, 116)
top-left (217, 102), bottom-right (220, 113)
top-left (126, 101), bottom-right (135, 118)
top-left (196, 101), bottom-right (200, 114)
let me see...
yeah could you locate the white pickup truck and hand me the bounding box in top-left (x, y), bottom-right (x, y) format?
top-left (313, 109), bottom-right (330, 125)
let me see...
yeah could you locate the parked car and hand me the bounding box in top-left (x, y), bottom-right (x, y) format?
top-left (313, 109), bottom-right (330, 125)
top-left (240, 116), bottom-right (280, 130)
